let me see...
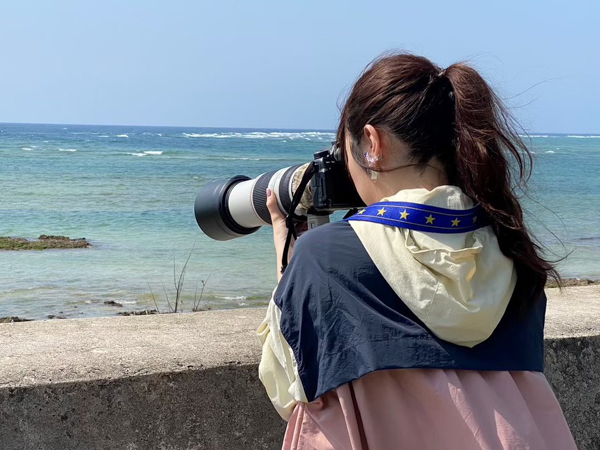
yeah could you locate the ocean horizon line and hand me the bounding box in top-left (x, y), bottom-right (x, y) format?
top-left (0, 121), bottom-right (598, 136)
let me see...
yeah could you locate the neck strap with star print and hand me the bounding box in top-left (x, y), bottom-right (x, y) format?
top-left (345, 201), bottom-right (488, 233)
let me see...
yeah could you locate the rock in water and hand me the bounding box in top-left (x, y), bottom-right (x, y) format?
top-left (0, 236), bottom-right (91, 250)
top-left (104, 300), bottom-right (123, 307)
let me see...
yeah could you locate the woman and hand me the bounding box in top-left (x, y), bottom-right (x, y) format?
top-left (257, 53), bottom-right (577, 449)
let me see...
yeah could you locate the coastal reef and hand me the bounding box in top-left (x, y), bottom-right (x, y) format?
top-left (0, 235), bottom-right (91, 251)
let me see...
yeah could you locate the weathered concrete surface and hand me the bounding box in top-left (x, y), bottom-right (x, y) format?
top-left (0, 309), bottom-right (282, 450)
top-left (0, 287), bottom-right (598, 450)
top-left (0, 308), bottom-right (267, 389)
top-left (544, 285), bottom-right (600, 450)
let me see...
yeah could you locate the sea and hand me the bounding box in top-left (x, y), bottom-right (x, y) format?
top-left (0, 123), bottom-right (598, 320)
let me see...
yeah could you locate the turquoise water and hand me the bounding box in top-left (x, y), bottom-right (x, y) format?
top-left (0, 124), bottom-right (598, 319)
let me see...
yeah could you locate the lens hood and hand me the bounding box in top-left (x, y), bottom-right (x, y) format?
top-left (194, 176), bottom-right (260, 241)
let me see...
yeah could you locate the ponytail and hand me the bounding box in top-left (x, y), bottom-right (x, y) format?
top-left (444, 63), bottom-right (560, 311)
top-left (338, 54), bottom-right (561, 312)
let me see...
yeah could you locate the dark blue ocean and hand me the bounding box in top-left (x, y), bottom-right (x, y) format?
top-left (1, 123), bottom-right (598, 319)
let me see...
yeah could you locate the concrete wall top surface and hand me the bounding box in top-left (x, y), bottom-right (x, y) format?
top-left (1, 285), bottom-right (599, 389)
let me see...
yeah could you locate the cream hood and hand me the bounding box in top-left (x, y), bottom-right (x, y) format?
top-left (349, 185), bottom-right (516, 347)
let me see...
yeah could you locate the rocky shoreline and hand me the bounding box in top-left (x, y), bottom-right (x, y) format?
top-left (546, 278), bottom-right (600, 288)
top-left (0, 278), bottom-right (597, 324)
top-left (0, 317), bottom-right (33, 324)
top-left (0, 235), bottom-right (91, 251)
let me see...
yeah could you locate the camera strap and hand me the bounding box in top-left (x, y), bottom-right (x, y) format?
top-left (345, 201), bottom-right (488, 233)
top-left (280, 161), bottom-right (317, 274)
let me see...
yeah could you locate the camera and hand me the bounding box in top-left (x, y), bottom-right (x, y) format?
top-left (194, 143), bottom-right (365, 241)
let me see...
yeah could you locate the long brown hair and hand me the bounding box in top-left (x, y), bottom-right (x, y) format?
top-left (337, 53), bottom-right (560, 311)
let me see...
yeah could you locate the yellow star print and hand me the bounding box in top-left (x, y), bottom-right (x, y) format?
top-left (451, 218), bottom-right (461, 227)
top-left (400, 210), bottom-right (409, 220)
top-left (425, 214), bottom-right (435, 224)
top-left (358, 209), bottom-right (366, 215)
top-left (377, 207), bottom-right (387, 216)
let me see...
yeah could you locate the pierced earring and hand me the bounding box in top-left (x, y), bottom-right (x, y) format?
top-left (364, 152), bottom-right (382, 166)
top-left (364, 152), bottom-right (381, 181)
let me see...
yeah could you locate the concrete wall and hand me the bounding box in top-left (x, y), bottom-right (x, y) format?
top-left (1, 286), bottom-right (599, 450)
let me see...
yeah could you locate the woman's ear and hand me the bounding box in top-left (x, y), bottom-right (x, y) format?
top-left (363, 125), bottom-right (383, 165)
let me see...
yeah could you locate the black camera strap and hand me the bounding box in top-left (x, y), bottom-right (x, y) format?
top-left (280, 161), bottom-right (317, 275)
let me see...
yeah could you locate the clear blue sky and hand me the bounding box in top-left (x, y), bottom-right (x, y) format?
top-left (1, 0), bottom-right (598, 133)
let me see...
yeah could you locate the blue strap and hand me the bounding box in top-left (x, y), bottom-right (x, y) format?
top-left (345, 201), bottom-right (488, 233)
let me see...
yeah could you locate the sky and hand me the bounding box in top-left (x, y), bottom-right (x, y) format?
top-left (0, 0), bottom-right (598, 133)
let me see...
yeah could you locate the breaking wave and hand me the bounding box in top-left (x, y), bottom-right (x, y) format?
top-left (127, 150), bottom-right (163, 157)
top-left (204, 155), bottom-right (301, 162)
top-left (222, 295), bottom-right (247, 301)
top-left (183, 131), bottom-right (335, 141)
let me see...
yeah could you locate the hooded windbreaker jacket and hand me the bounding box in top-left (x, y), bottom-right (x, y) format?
top-left (257, 186), bottom-right (576, 450)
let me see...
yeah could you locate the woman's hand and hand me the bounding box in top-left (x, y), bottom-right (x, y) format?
top-left (266, 188), bottom-right (291, 282)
